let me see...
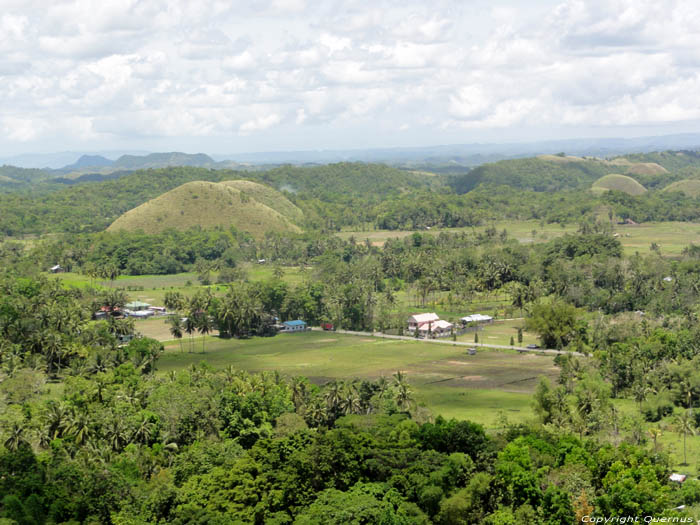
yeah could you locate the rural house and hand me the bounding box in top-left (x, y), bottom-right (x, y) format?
top-left (125, 301), bottom-right (151, 311)
top-left (418, 319), bottom-right (453, 337)
top-left (461, 314), bottom-right (493, 325)
top-left (407, 312), bottom-right (440, 332)
top-left (282, 320), bottom-right (307, 332)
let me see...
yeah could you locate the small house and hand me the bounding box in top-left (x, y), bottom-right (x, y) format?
top-left (148, 306), bottom-right (167, 315)
top-left (128, 310), bottom-right (154, 319)
top-left (125, 301), bottom-right (151, 311)
top-left (49, 264), bottom-right (64, 273)
top-left (461, 314), bottom-right (493, 325)
top-left (670, 473), bottom-right (687, 483)
top-left (407, 313), bottom-right (440, 332)
top-left (282, 320), bottom-right (307, 332)
top-left (418, 319), bottom-right (453, 337)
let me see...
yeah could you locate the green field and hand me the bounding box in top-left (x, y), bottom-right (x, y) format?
top-left (157, 331), bottom-right (557, 429)
top-left (53, 264), bottom-right (307, 305)
top-left (340, 220), bottom-right (700, 256)
top-left (155, 330), bottom-right (700, 473)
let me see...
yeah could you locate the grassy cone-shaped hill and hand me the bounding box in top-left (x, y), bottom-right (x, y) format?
top-left (219, 180), bottom-right (304, 224)
top-left (107, 181), bottom-right (301, 239)
top-left (591, 174), bottom-right (647, 196)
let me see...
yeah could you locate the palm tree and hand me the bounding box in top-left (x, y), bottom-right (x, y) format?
top-left (62, 410), bottom-right (94, 446)
top-left (4, 422), bottom-right (29, 451)
top-left (132, 414), bottom-right (156, 445)
top-left (167, 316), bottom-right (184, 352)
top-left (393, 371), bottom-right (413, 412)
top-left (647, 426), bottom-right (663, 455)
top-left (184, 315), bottom-right (197, 353)
top-left (197, 314), bottom-right (213, 353)
top-left (104, 418), bottom-right (128, 452)
top-left (675, 410), bottom-right (696, 466)
top-left (290, 377), bottom-right (309, 411)
top-left (324, 381), bottom-right (344, 418)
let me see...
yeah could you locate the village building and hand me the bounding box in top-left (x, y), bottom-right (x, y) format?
top-left (461, 314), bottom-right (494, 325)
top-left (125, 301), bottom-right (151, 311)
top-left (407, 312), bottom-right (440, 332)
top-left (281, 320), bottom-right (307, 332)
top-left (49, 264), bottom-right (64, 273)
top-left (418, 319), bottom-right (453, 337)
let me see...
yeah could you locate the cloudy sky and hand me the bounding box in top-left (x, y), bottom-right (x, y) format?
top-left (2, 0), bottom-right (700, 155)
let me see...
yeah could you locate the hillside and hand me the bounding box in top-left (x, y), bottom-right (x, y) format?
top-left (449, 156), bottom-right (617, 193)
top-left (219, 180), bottom-right (304, 223)
top-left (448, 154), bottom-right (674, 194)
top-left (591, 174), bottom-right (647, 195)
top-left (0, 163), bottom-right (430, 235)
top-left (112, 152), bottom-right (215, 170)
top-left (107, 181), bottom-right (301, 238)
top-left (662, 179), bottom-right (700, 198)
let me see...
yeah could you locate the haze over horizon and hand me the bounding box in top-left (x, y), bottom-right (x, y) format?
top-left (3, 0), bottom-right (700, 156)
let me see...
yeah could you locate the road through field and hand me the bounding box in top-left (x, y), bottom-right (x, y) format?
top-left (314, 327), bottom-right (586, 357)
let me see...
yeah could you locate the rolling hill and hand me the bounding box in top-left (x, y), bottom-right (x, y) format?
top-left (662, 179), bottom-right (700, 198)
top-left (219, 180), bottom-right (304, 224)
top-left (591, 174), bottom-right (647, 196)
top-left (107, 181), bottom-right (301, 238)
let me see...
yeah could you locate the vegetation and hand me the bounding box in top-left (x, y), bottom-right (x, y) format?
top-left (663, 179), bottom-right (700, 198)
top-left (591, 174), bottom-right (647, 196)
top-left (5, 152), bottom-right (700, 522)
top-left (107, 181), bottom-right (301, 239)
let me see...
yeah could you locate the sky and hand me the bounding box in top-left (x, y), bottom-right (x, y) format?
top-left (2, 0), bottom-right (700, 156)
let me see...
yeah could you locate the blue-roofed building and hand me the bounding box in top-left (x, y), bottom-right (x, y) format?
top-left (282, 320), bottom-right (307, 332)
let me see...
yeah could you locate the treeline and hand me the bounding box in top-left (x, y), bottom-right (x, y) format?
top-left (29, 228), bottom-right (348, 276)
top-left (0, 163), bottom-right (436, 236)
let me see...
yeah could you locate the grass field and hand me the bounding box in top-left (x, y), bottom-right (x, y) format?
top-left (339, 220), bottom-right (700, 257)
top-left (53, 264), bottom-right (307, 305)
top-left (154, 330), bottom-right (700, 473)
top-left (156, 330), bottom-right (557, 428)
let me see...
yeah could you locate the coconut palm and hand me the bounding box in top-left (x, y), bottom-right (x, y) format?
top-left (132, 414), bottom-right (156, 445)
top-left (62, 410), bottom-right (94, 446)
top-left (4, 422), bottom-right (29, 451)
top-left (104, 417), bottom-right (128, 452)
top-left (183, 315), bottom-right (197, 353)
top-left (196, 314), bottom-right (213, 353)
top-left (647, 426), bottom-right (663, 454)
top-left (675, 410), bottom-right (696, 466)
top-left (290, 377), bottom-right (309, 411)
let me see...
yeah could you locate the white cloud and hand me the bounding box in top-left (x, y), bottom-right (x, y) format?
top-left (2, 0), bottom-right (700, 151)
top-left (240, 113), bottom-right (282, 133)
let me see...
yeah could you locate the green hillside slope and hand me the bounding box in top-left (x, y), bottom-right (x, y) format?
top-left (219, 180), bottom-right (304, 223)
top-left (591, 174), bottom-right (647, 195)
top-left (662, 179), bottom-right (700, 198)
top-left (107, 181), bottom-right (301, 238)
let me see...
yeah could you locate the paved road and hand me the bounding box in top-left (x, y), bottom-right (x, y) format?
top-left (312, 327), bottom-right (586, 357)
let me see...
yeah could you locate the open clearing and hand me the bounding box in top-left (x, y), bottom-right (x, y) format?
top-left (339, 220), bottom-right (700, 256)
top-left (157, 331), bottom-right (558, 428)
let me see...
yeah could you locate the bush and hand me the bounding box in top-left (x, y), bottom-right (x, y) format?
top-left (641, 392), bottom-right (675, 422)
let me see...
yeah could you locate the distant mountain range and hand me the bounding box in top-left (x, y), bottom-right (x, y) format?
top-left (3, 132), bottom-right (700, 172)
